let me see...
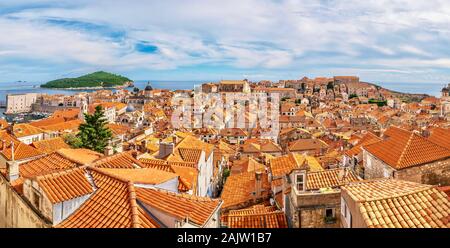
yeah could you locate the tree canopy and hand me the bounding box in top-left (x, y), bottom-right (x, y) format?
top-left (41, 71), bottom-right (132, 88)
top-left (77, 105), bottom-right (113, 153)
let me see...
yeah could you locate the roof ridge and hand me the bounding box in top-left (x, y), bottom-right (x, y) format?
top-left (127, 182), bottom-right (140, 228)
top-left (227, 211), bottom-right (285, 217)
top-left (396, 132), bottom-right (422, 167)
top-left (55, 149), bottom-right (85, 165)
top-left (88, 166), bottom-right (131, 184)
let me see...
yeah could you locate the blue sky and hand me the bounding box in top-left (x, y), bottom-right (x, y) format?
top-left (1, 0), bottom-right (450, 83)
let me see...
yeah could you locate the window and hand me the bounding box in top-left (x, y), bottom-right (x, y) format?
top-left (324, 208), bottom-right (337, 224)
top-left (296, 174), bottom-right (305, 191)
top-left (325, 208), bottom-right (335, 218)
top-left (33, 191), bottom-right (41, 209)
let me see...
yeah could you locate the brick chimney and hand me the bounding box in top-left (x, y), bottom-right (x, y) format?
top-left (157, 139), bottom-right (174, 159)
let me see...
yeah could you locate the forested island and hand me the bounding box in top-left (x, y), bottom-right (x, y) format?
top-left (41, 71), bottom-right (133, 89)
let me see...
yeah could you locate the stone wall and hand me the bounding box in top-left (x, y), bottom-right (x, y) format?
top-left (396, 158), bottom-right (450, 185)
top-left (0, 174), bottom-right (50, 228)
top-left (287, 189), bottom-right (341, 228)
top-left (363, 149), bottom-right (450, 185)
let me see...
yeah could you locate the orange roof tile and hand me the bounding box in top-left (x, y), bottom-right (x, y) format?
top-left (57, 148), bottom-right (103, 165)
top-left (91, 152), bottom-right (141, 169)
top-left (29, 117), bottom-right (66, 128)
top-left (306, 168), bottom-right (360, 190)
top-left (221, 171), bottom-right (271, 210)
top-left (137, 187), bottom-right (222, 227)
top-left (57, 170), bottom-right (159, 228)
top-left (231, 157), bottom-right (265, 174)
top-left (13, 123), bottom-right (44, 138)
top-left (0, 119), bottom-right (9, 129)
top-left (0, 131), bottom-right (44, 161)
top-left (227, 207), bottom-right (288, 228)
top-left (343, 179), bottom-right (450, 228)
top-left (52, 108), bottom-right (80, 120)
top-left (364, 129), bottom-right (450, 170)
top-left (344, 132), bottom-right (381, 157)
top-left (95, 168), bottom-right (178, 185)
top-left (20, 152), bottom-right (80, 178)
top-left (39, 119), bottom-right (82, 133)
top-left (428, 127), bottom-right (450, 150)
top-left (31, 137), bottom-right (70, 154)
top-left (288, 138), bottom-right (329, 152)
top-left (36, 168), bottom-right (94, 204)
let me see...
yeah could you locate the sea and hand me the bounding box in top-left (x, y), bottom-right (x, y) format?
top-left (0, 80), bottom-right (446, 117)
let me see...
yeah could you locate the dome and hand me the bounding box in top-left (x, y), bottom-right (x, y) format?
top-left (126, 104), bottom-right (135, 112)
top-left (145, 82), bottom-right (153, 91)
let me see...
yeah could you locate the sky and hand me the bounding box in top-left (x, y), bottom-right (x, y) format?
top-left (1, 0), bottom-right (450, 83)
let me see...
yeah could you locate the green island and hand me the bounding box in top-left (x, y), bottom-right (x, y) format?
top-left (41, 71), bottom-right (133, 89)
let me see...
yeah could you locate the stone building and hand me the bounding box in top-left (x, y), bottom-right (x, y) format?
top-left (6, 93), bottom-right (38, 114)
top-left (341, 179), bottom-right (450, 228)
top-left (362, 127), bottom-right (450, 185)
top-left (283, 168), bottom-right (360, 228)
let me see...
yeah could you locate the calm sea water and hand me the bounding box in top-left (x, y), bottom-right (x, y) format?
top-left (0, 80), bottom-right (445, 110)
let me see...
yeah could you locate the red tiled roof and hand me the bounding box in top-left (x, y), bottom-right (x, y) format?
top-left (344, 132), bottom-right (381, 157)
top-left (221, 171), bottom-right (271, 210)
top-left (31, 137), bottom-right (70, 154)
top-left (137, 187), bottom-right (221, 227)
top-left (57, 169), bottom-right (159, 228)
top-left (428, 127), bottom-right (450, 150)
top-left (343, 179), bottom-right (450, 228)
top-left (364, 128), bottom-right (450, 170)
top-left (37, 168), bottom-right (94, 204)
top-left (306, 168), bottom-right (360, 190)
top-left (20, 152), bottom-right (79, 178)
top-left (227, 205), bottom-right (288, 228)
top-left (91, 152), bottom-right (142, 169)
top-left (0, 131), bottom-right (44, 161)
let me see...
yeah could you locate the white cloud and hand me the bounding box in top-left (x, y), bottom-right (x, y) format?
top-left (0, 0), bottom-right (449, 82)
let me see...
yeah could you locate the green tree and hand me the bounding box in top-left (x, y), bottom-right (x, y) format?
top-left (77, 105), bottom-right (113, 153)
top-left (63, 133), bottom-right (83, 148)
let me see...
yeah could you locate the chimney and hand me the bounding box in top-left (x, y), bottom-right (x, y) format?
top-left (6, 160), bottom-right (19, 181)
top-left (6, 122), bottom-right (14, 135)
top-left (254, 171), bottom-right (263, 200)
top-left (130, 150), bottom-right (138, 159)
top-left (157, 139), bottom-right (174, 159)
top-left (141, 139), bottom-right (148, 153)
top-left (105, 145), bottom-right (114, 156)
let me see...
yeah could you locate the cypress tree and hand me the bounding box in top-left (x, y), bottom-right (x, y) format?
top-left (77, 105), bottom-right (113, 153)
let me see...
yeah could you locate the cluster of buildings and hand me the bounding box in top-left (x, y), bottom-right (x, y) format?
top-left (0, 77), bottom-right (449, 228)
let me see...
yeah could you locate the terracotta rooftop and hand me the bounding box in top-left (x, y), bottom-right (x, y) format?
top-left (137, 187), bottom-right (222, 227)
top-left (344, 132), bottom-right (381, 157)
top-left (91, 152), bottom-right (141, 169)
top-left (39, 119), bottom-right (83, 133)
top-left (306, 168), bottom-right (360, 190)
top-left (57, 148), bottom-right (103, 165)
top-left (13, 123), bottom-right (44, 138)
top-left (221, 171), bottom-right (271, 210)
top-left (343, 179), bottom-right (450, 228)
top-left (428, 127), bottom-right (450, 150)
top-left (20, 151), bottom-right (81, 178)
top-left (364, 128), bottom-right (450, 170)
top-left (226, 205), bottom-right (288, 228)
top-left (231, 157), bottom-right (265, 175)
top-left (57, 169), bottom-right (159, 228)
top-left (0, 131), bottom-right (44, 161)
top-left (95, 168), bottom-right (178, 185)
top-left (36, 168), bottom-right (94, 204)
top-left (288, 138), bottom-right (329, 152)
top-left (31, 137), bottom-right (70, 154)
